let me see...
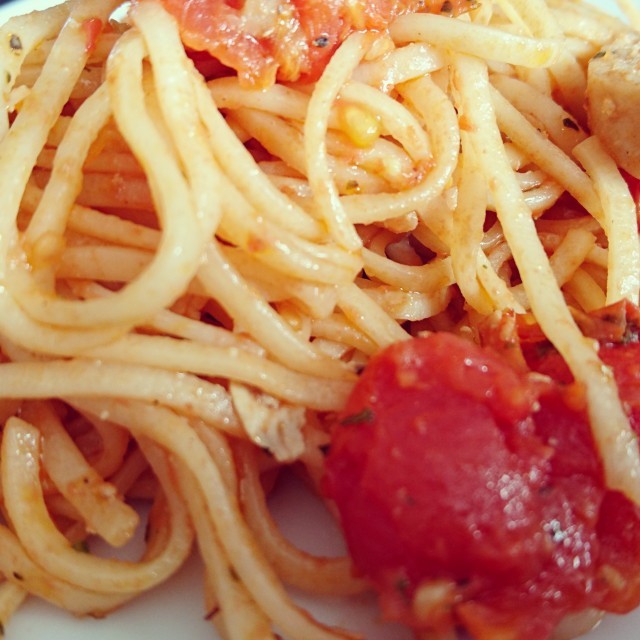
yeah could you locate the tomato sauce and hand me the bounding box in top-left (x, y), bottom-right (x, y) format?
top-left (323, 325), bottom-right (640, 639)
top-left (153, 0), bottom-right (476, 86)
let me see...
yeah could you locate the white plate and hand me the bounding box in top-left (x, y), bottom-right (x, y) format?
top-left (0, 0), bottom-right (639, 638)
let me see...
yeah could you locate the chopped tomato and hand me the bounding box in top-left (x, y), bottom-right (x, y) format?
top-left (523, 301), bottom-right (640, 430)
top-left (528, 342), bottom-right (640, 435)
top-left (81, 18), bottom-right (103, 54)
top-left (323, 330), bottom-right (640, 639)
top-left (153, 0), bottom-right (477, 86)
top-left (623, 170), bottom-right (640, 214)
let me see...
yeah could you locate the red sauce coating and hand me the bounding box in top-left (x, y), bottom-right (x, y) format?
top-left (323, 331), bottom-right (640, 639)
top-left (154, 0), bottom-right (476, 86)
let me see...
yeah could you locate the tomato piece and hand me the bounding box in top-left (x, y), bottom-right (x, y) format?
top-left (153, 0), bottom-right (477, 86)
top-left (623, 170), bottom-right (640, 214)
top-left (324, 334), bottom-right (552, 631)
top-left (523, 304), bottom-right (640, 434)
top-left (596, 491), bottom-right (640, 613)
top-left (323, 331), bottom-right (640, 639)
top-left (81, 18), bottom-right (103, 54)
top-left (600, 342), bottom-right (640, 434)
top-left (520, 308), bottom-right (640, 618)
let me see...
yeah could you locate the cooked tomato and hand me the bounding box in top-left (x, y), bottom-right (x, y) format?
top-left (524, 302), bottom-right (640, 433)
top-left (154, 0), bottom-right (476, 86)
top-left (624, 171), bottom-right (640, 210)
top-left (81, 18), bottom-right (103, 54)
top-left (323, 330), bottom-right (640, 639)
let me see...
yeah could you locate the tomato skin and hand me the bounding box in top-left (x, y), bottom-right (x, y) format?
top-left (154, 0), bottom-right (476, 86)
top-left (323, 331), bottom-right (640, 639)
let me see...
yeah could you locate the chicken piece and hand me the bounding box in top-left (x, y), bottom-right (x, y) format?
top-left (587, 31), bottom-right (640, 178)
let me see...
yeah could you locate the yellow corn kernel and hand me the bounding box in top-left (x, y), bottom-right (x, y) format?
top-left (337, 102), bottom-right (381, 149)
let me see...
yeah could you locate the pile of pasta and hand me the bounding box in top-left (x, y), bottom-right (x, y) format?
top-left (0, 0), bottom-right (638, 638)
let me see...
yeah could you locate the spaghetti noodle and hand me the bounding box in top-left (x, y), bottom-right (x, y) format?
top-left (0, 0), bottom-right (637, 638)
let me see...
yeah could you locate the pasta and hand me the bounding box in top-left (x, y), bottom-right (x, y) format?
top-left (0, 0), bottom-right (638, 638)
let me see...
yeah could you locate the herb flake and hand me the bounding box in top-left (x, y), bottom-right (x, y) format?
top-left (562, 117), bottom-right (579, 131)
top-left (9, 34), bottom-right (22, 52)
top-left (341, 407), bottom-right (375, 426)
top-left (72, 540), bottom-right (90, 553)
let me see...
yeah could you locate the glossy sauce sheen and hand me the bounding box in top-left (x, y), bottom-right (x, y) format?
top-left (323, 332), bottom-right (640, 640)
